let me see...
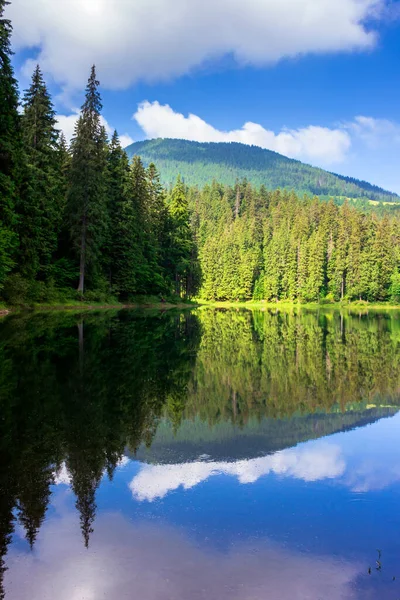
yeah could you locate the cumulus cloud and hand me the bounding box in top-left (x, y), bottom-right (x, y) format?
top-left (56, 111), bottom-right (133, 147)
top-left (7, 0), bottom-right (383, 92)
top-left (129, 444), bottom-right (345, 502)
top-left (134, 101), bottom-right (352, 164)
top-left (5, 511), bottom-right (359, 600)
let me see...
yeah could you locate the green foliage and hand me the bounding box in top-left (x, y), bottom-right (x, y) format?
top-left (67, 66), bottom-right (109, 294)
top-left (167, 176), bottom-right (198, 297)
top-left (192, 186), bottom-right (400, 303)
top-left (389, 270), bottom-right (400, 304)
top-left (18, 65), bottom-right (64, 279)
top-left (0, 0), bottom-right (21, 289)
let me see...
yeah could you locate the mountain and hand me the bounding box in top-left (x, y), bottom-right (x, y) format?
top-left (125, 138), bottom-right (399, 203)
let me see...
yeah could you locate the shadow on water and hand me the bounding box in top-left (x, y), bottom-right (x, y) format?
top-left (1, 308), bottom-right (400, 598)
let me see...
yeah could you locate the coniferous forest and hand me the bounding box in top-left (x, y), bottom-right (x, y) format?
top-left (2, 1), bottom-right (400, 306)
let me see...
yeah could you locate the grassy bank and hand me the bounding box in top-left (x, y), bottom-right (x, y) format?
top-left (196, 299), bottom-right (400, 312)
top-left (3, 297), bottom-right (400, 317)
top-left (0, 296), bottom-right (197, 315)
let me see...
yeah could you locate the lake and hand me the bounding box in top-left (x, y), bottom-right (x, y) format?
top-left (1, 307), bottom-right (400, 599)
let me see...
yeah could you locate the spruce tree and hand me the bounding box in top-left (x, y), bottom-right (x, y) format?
top-left (0, 0), bottom-right (20, 289)
top-left (67, 66), bottom-right (108, 295)
top-left (106, 131), bottom-right (131, 295)
top-left (109, 153), bottom-right (151, 299)
top-left (19, 65), bottom-right (62, 279)
top-left (168, 176), bottom-right (195, 297)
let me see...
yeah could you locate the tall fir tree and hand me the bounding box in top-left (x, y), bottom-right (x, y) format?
top-left (19, 65), bottom-right (63, 280)
top-left (67, 66), bottom-right (108, 295)
top-left (168, 175), bottom-right (195, 297)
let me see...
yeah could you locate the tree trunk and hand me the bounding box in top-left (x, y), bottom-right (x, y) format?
top-left (235, 188), bottom-right (240, 219)
top-left (78, 216), bottom-right (87, 295)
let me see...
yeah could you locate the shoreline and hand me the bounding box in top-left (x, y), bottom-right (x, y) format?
top-left (2, 299), bottom-right (400, 316)
top-left (196, 300), bottom-right (400, 311)
top-left (0, 301), bottom-right (197, 316)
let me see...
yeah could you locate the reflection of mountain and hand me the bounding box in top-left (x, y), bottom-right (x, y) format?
top-left (130, 443), bottom-right (347, 501)
top-left (134, 408), bottom-right (398, 464)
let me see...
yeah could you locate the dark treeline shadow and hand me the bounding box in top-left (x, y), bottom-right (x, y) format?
top-left (0, 309), bottom-right (201, 598)
top-left (1, 308), bottom-right (400, 597)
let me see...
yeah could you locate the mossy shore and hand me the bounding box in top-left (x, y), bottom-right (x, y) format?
top-left (0, 298), bottom-right (197, 316)
top-left (196, 299), bottom-right (400, 312)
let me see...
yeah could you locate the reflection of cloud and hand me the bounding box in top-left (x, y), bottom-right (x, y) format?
top-left (130, 444), bottom-right (345, 502)
top-left (347, 460), bottom-right (400, 493)
top-left (5, 511), bottom-right (359, 600)
top-left (54, 463), bottom-right (71, 486)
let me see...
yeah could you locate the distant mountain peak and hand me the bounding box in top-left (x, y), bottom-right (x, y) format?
top-left (125, 138), bottom-right (399, 203)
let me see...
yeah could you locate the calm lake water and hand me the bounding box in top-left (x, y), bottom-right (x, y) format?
top-left (1, 308), bottom-right (400, 599)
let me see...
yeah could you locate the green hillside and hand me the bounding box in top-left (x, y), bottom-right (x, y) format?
top-left (125, 138), bottom-right (399, 203)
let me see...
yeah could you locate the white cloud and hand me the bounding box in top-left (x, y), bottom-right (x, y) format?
top-left (129, 444), bottom-right (345, 502)
top-left (344, 115), bottom-right (400, 148)
top-left (55, 111), bottom-right (80, 143)
top-left (134, 101), bottom-right (351, 164)
top-left (5, 510), bottom-right (360, 600)
top-left (56, 111), bottom-right (133, 147)
top-left (119, 134), bottom-right (134, 148)
top-left (7, 0), bottom-right (382, 92)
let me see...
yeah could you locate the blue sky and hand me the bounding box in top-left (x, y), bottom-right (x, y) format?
top-left (6, 0), bottom-right (400, 192)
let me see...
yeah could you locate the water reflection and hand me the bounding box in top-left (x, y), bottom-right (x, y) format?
top-left (1, 308), bottom-right (400, 599)
top-left (5, 511), bottom-right (359, 600)
top-left (130, 443), bottom-right (346, 501)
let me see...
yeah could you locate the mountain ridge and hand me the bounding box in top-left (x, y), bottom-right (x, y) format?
top-left (125, 138), bottom-right (399, 203)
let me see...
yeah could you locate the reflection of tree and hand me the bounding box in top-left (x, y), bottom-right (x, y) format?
top-left (0, 310), bottom-right (201, 568)
top-left (184, 310), bottom-right (400, 425)
top-left (0, 470), bottom-right (15, 600)
top-left (16, 462), bottom-right (54, 549)
top-left (0, 308), bottom-right (400, 595)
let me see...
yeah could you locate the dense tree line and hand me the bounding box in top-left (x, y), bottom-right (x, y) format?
top-left (0, 2), bottom-right (196, 304)
top-left (191, 182), bottom-right (400, 302)
top-left (126, 139), bottom-right (399, 203)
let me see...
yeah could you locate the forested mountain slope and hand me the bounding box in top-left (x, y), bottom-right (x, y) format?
top-left (125, 138), bottom-right (399, 203)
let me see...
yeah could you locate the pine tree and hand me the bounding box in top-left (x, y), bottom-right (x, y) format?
top-left (168, 176), bottom-right (195, 297)
top-left (19, 65), bottom-right (63, 279)
top-left (130, 155), bottom-right (161, 293)
top-left (147, 162), bottom-right (171, 290)
top-left (67, 66), bottom-right (108, 295)
top-left (0, 0), bottom-right (20, 289)
top-left (110, 154), bottom-right (151, 298)
top-left (105, 131), bottom-right (131, 294)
